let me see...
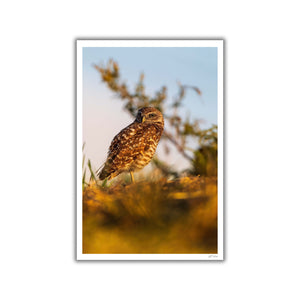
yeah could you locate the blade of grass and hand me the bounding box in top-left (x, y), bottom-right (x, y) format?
top-left (101, 178), bottom-right (108, 188)
top-left (88, 159), bottom-right (97, 182)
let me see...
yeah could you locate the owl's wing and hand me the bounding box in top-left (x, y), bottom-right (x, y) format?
top-left (99, 122), bottom-right (145, 180)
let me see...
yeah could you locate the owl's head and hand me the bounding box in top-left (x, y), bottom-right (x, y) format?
top-left (136, 107), bottom-right (164, 126)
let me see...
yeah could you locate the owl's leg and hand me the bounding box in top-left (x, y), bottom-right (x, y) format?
top-left (130, 171), bottom-right (135, 183)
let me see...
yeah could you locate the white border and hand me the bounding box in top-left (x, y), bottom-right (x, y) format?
top-left (76, 40), bottom-right (224, 260)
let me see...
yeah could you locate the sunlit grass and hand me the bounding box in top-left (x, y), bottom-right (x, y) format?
top-left (82, 176), bottom-right (218, 254)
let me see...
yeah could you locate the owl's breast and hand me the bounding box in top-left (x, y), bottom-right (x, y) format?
top-left (129, 123), bottom-right (163, 171)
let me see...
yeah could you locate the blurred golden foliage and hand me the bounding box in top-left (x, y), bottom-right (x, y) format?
top-left (83, 176), bottom-right (217, 254)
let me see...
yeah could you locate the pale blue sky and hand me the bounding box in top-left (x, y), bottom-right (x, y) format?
top-left (83, 47), bottom-right (218, 123)
top-left (82, 47), bottom-right (218, 175)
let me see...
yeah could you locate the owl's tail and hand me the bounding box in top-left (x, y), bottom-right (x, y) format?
top-left (97, 163), bottom-right (113, 180)
top-left (98, 168), bottom-right (108, 180)
top-left (96, 164), bottom-right (106, 180)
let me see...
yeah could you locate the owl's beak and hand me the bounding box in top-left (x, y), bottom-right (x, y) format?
top-left (142, 116), bottom-right (146, 123)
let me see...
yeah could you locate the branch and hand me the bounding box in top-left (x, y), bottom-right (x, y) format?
top-left (162, 130), bottom-right (193, 161)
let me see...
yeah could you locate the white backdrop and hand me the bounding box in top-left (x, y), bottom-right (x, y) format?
top-left (1, 1), bottom-right (300, 299)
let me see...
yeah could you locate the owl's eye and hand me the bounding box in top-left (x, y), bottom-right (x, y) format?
top-left (148, 113), bottom-right (156, 118)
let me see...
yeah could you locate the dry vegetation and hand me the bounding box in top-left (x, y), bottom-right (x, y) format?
top-left (83, 176), bottom-right (217, 254)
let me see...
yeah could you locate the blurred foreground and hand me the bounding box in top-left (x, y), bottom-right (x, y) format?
top-left (83, 176), bottom-right (218, 254)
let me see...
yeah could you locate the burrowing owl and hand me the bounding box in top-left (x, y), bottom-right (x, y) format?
top-left (98, 107), bottom-right (164, 182)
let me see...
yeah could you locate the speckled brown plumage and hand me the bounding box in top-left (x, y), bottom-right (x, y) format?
top-left (98, 107), bottom-right (164, 181)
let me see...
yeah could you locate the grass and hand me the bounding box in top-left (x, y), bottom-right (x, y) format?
top-left (82, 175), bottom-right (218, 254)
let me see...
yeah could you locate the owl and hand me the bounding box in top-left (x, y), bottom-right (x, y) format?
top-left (98, 107), bottom-right (164, 182)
